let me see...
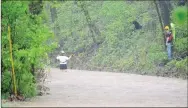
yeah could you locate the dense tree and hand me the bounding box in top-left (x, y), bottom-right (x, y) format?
top-left (2, 1), bottom-right (57, 99)
top-left (2, 0), bottom-right (187, 100)
top-left (48, 1), bottom-right (187, 78)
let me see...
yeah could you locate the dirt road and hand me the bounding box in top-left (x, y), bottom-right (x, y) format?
top-left (4, 68), bottom-right (187, 107)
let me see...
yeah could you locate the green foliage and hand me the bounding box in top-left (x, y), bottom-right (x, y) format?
top-left (2, 1), bottom-right (57, 98)
top-left (48, 1), bottom-right (187, 79)
top-left (165, 57), bottom-right (188, 79)
top-left (172, 6), bottom-right (187, 25)
top-left (172, 10), bottom-right (188, 58)
top-left (2, 71), bottom-right (12, 94)
top-left (18, 71), bottom-right (36, 98)
top-left (174, 37), bottom-right (187, 52)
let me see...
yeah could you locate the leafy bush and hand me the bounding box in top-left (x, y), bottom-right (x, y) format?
top-left (172, 6), bottom-right (187, 25)
top-left (54, 1), bottom-right (187, 79)
top-left (1, 1), bottom-right (57, 98)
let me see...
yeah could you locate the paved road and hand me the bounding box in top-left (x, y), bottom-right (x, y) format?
top-left (4, 68), bottom-right (188, 107)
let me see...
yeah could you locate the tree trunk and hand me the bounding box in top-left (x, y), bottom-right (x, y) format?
top-left (158, 0), bottom-right (171, 27)
top-left (31, 63), bottom-right (35, 76)
top-left (76, 1), bottom-right (101, 44)
top-left (29, 1), bottom-right (43, 15)
top-left (154, 0), bottom-right (166, 49)
top-left (80, 2), bottom-right (96, 43)
top-left (50, 6), bottom-right (60, 37)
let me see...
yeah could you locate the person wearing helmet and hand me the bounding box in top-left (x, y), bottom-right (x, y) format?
top-left (164, 26), bottom-right (173, 60)
top-left (56, 51), bottom-right (72, 71)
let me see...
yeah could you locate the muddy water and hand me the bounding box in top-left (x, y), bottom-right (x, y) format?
top-left (4, 68), bottom-right (187, 107)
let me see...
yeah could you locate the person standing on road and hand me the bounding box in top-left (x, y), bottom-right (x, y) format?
top-left (56, 51), bottom-right (72, 71)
